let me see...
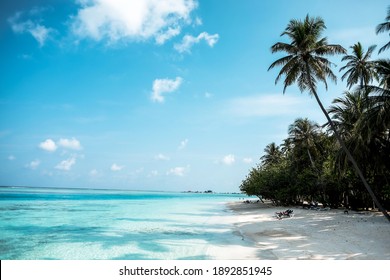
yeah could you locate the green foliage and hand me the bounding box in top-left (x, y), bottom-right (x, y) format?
top-left (240, 118), bottom-right (335, 206)
top-left (242, 11), bottom-right (390, 211)
top-left (240, 112), bottom-right (389, 208)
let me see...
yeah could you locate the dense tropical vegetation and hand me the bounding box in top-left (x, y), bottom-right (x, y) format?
top-left (240, 9), bottom-right (390, 220)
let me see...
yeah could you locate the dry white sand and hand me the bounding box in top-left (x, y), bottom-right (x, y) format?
top-left (206, 201), bottom-right (390, 260)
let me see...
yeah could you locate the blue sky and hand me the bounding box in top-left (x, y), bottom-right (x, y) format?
top-left (1, 0), bottom-right (389, 192)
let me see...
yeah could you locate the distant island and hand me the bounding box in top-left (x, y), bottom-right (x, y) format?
top-left (182, 190), bottom-right (242, 195)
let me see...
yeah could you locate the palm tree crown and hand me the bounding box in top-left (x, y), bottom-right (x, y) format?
top-left (376, 6), bottom-right (390, 53)
top-left (339, 42), bottom-right (377, 89)
top-left (375, 59), bottom-right (390, 89)
top-left (268, 15), bottom-right (346, 95)
top-left (288, 118), bottom-right (321, 169)
top-left (288, 118), bottom-right (320, 148)
top-left (261, 142), bottom-right (282, 166)
top-left (366, 60), bottom-right (390, 132)
top-left (329, 91), bottom-right (366, 137)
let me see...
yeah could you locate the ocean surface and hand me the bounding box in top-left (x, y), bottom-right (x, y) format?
top-left (0, 186), bottom-right (245, 260)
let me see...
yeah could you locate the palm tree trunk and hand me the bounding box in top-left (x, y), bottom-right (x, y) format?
top-left (312, 88), bottom-right (390, 222)
top-left (304, 62), bottom-right (390, 222)
top-left (307, 149), bottom-right (316, 169)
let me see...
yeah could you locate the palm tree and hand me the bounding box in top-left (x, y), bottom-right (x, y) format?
top-left (288, 118), bottom-right (329, 203)
top-left (288, 118), bottom-right (321, 169)
top-left (364, 60), bottom-right (390, 139)
top-left (375, 59), bottom-right (390, 89)
top-left (268, 15), bottom-right (390, 221)
top-left (328, 90), bottom-right (369, 170)
top-left (330, 88), bottom-right (390, 209)
top-left (376, 6), bottom-right (390, 54)
top-left (339, 42), bottom-right (377, 89)
top-left (261, 142), bottom-right (282, 166)
top-left (365, 61), bottom-right (390, 205)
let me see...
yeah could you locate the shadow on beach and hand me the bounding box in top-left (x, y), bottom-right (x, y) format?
top-left (218, 201), bottom-right (390, 260)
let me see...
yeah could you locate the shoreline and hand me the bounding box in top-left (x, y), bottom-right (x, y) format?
top-left (206, 201), bottom-right (390, 260)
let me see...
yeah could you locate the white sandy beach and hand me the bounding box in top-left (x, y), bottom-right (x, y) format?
top-left (206, 201), bottom-right (390, 260)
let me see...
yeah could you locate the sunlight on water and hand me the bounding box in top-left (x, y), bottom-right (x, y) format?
top-left (0, 187), bottom-right (245, 259)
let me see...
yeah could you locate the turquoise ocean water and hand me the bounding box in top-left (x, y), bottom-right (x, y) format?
top-left (0, 186), bottom-right (245, 260)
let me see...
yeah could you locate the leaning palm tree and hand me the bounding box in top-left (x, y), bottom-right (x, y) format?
top-left (268, 15), bottom-right (390, 222)
top-left (376, 6), bottom-right (390, 54)
top-left (339, 42), bottom-right (377, 89)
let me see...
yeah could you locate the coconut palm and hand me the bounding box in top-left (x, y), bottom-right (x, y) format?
top-left (261, 142), bottom-right (282, 166)
top-left (339, 42), bottom-right (377, 89)
top-left (375, 59), bottom-right (390, 89)
top-left (328, 90), bottom-right (369, 169)
top-left (376, 6), bottom-right (390, 54)
top-left (330, 88), bottom-right (390, 207)
top-left (364, 60), bottom-right (390, 138)
top-left (268, 15), bottom-right (390, 221)
top-left (288, 118), bottom-right (321, 169)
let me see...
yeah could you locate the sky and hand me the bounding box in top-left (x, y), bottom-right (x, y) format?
top-left (0, 0), bottom-right (389, 192)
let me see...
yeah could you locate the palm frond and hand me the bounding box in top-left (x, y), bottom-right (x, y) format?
top-left (274, 56), bottom-right (300, 85)
top-left (376, 22), bottom-right (390, 34)
top-left (378, 41), bottom-right (390, 54)
top-left (340, 68), bottom-right (353, 81)
top-left (267, 55), bottom-right (293, 71)
top-left (270, 42), bottom-right (297, 54)
top-left (364, 45), bottom-right (377, 60)
top-left (282, 62), bottom-right (301, 93)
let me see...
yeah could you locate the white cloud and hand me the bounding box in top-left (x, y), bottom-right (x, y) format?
top-left (222, 154), bottom-right (235, 165)
top-left (329, 27), bottom-right (382, 49)
top-left (27, 159), bottom-right (41, 170)
top-left (155, 153), bottom-right (170, 161)
top-left (148, 170), bottom-right (159, 177)
top-left (329, 27), bottom-right (387, 61)
top-left (227, 94), bottom-right (318, 118)
top-left (29, 24), bottom-right (53, 46)
top-left (8, 12), bottom-right (53, 47)
top-left (58, 138), bottom-right (82, 150)
top-left (89, 169), bottom-right (99, 176)
top-left (39, 139), bottom-right (58, 152)
top-left (167, 166), bottom-right (189, 176)
top-left (8, 155), bottom-right (16, 161)
top-left (155, 27), bottom-right (181, 45)
top-left (151, 77), bottom-right (183, 103)
top-left (204, 92), bottom-right (213, 98)
top-left (178, 138), bottom-right (188, 150)
top-left (135, 167), bottom-right (144, 174)
top-left (71, 0), bottom-right (197, 44)
top-left (39, 137), bottom-right (82, 153)
top-left (111, 163), bottom-right (124, 171)
top-left (18, 54), bottom-right (33, 60)
top-left (55, 157), bottom-right (76, 171)
top-left (174, 32), bottom-right (219, 53)
top-left (243, 157), bottom-right (253, 164)
top-left (194, 17), bottom-right (202, 26)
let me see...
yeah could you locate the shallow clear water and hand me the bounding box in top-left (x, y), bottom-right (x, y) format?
top-left (0, 187), bottom-right (244, 260)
